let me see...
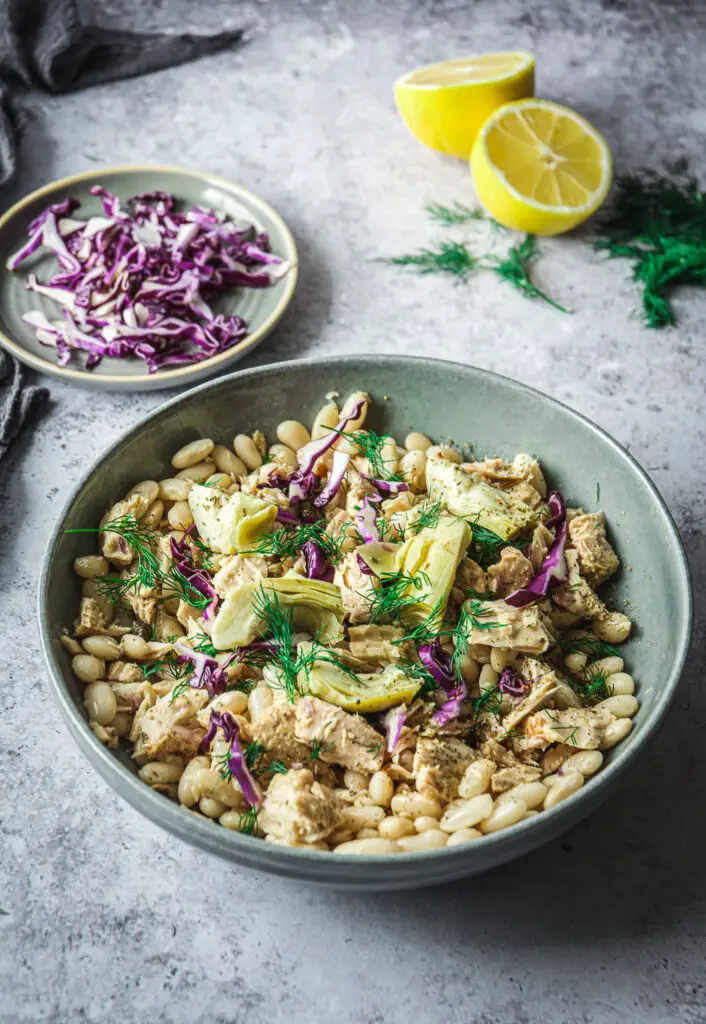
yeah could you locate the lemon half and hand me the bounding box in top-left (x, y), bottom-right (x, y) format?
top-left (471, 98), bottom-right (612, 235)
top-left (394, 51), bottom-right (535, 160)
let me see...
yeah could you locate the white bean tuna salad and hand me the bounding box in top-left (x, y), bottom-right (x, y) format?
top-left (65, 391), bottom-right (637, 854)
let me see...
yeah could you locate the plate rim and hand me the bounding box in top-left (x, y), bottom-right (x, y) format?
top-left (0, 163), bottom-right (299, 388)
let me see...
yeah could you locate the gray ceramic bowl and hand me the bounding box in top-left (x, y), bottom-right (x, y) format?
top-left (39, 356), bottom-right (692, 890)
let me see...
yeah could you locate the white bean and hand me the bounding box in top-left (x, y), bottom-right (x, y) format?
top-left (171, 438), bottom-right (214, 469)
top-left (543, 770), bottom-right (584, 810)
top-left (446, 828), bottom-right (483, 846)
top-left (607, 672), bottom-right (635, 696)
top-left (81, 635), bottom-right (121, 661)
top-left (84, 681), bottom-right (117, 725)
top-left (248, 684), bottom-right (273, 722)
top-left (479, 798), bottom-right (528, 833)
top-left (399, 450), bottom-right (426, 491)
top-left (458, 759), bottom-right (495, 799)
top-left (212, 444), bottom-right (246, 477)
top-left (589, 656), bottom-right (624, 677)
top-left (209, 690), bottom-right (249, 716)
top-left (73, 555), bottom-right (109, 579)
top-left (342, 806), bottom-right (386, 832)
top-left (390, 791), bottom-right (442, 820)
top-left (596, 695), bottom-right (638, 719)
top-left (440, 793), bottom-right (494, 833)
top-left (233, 434), bottom-right (262, 470)
top-left (158, 478), bottom-right (191, 501)
top-left (426, 444), bottom-right (462, 463)
top-left (199, 796), bottom-right (227, 818)
top-left (564, 652), bottom-right (587, 673)
top-left (404, 431), bottom-right (432, 452)
top-left (594, 614), bottom-right (632, 644)
top-left (490, 647), bottom-right (520, 672)
top-left (311, 401), bottom-right (339, 440)
top-left (343, 769), bottom-right (370, 793)
top-left (378, 815), bottom-right (415, 840)
top-left (269, 443), bottom-right (298, 468)
top-left (563, 750), bottom-right (603, 776)
top-left (333, 838), bottom-right (399, 855)
top-left (397, 830), bottom-right (448, 852)
top-left (178, 756), bottom-right (210, 807)
top-left (369, 770), bottom-right (394, 807)
top-left (497, 781), bottom-right (547, 810)
top-left (167, 501), bottom-right (194, 531)
top-left (277, 420), bottom-right (310, 450)
top-left (141, 500), bottom-right (164, 528)
top-left (457, 654), bottom-right (480, 686)
top-left (128, 480), bottom-right (160, 504)
top-left (72, 654), bottom-right (105, 683)
top-left (205, 473), bottom-right (230, 490)
top-left (599, 718), bottom-right (633, 750)
top-left (138, 761), bottom-right (184, 786)
top-left (175, 461), bottom-right (216, 482)
top-left (121, 634), bottom-right (151, 659)
top-left (479, 664), bottom-right (499, 691)
top-left (60, 635), bottom-right (82, 656)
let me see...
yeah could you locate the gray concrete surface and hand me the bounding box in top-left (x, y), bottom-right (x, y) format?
top-left (2, 1), bottom-right (705, 1021)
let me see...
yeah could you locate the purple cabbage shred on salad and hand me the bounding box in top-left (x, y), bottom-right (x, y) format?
top-left (301, 539), bottom-right (335, 583)
top-left (170, 530), bottom-right (218, 621)
top-left (174, 640), bottom-right (236, 698)
top-left (8, 187), bottom-right (290, 373)
top-left (381, 705), bottom-right (406, 753)
top-left (505, 490), bottom-right (569, 608)
top-left (498, 667), bottom-right (527, 698)
top-left (198, 709), bottom-right (262, 807)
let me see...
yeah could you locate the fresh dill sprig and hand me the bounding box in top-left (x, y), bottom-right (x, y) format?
top-left (335, 427), bottom-right (403, 482)
top-left (248, 519), bottom-right (345, 566)
top-left (238, 806), bottom-right (259, 835)
top-left (426, 201), bottom-right (485, 225)
top-left (407, 499), bottom-right (445, 535)
top-left (486, 235), bottom-right (568, 313)
top-left (381, 239), bottom-right (479, 279)
top-left (396, 656), bottom-right (443, 698)
top-left (191, 632), bottom-right (220, 657)
top-left (309, 736), bottom-right (334, 761)
top-left (364, 570), bottom-right (431, 625)
top-left (251, 588), bottom-right (300, 702)
top-left (558, 635), bottom-right (620, 661)
top-left (193, 538), bottom-right (214, 571)
top-left (466, 519), bottom-right (521, 570)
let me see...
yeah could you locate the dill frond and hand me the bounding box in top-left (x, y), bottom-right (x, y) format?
top-left (486, 235), bottom-right (568, 312)
top-left (426, 202), bottom-right (485, 225)
top-left (381, 239), bottom-right (479, 279)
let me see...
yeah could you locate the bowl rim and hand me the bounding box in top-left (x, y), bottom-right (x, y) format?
top-left (38, 353), bottom-right (693, 875)
top-left (0, 164), bottom-right (299, 387)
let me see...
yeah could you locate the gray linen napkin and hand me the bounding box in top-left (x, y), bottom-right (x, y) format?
top-left (0, 349), bottom-right (48, 458)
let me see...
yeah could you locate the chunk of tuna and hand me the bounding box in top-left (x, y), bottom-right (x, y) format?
top-left (294, 696), bottom-right (385, 772)
top-left (259, 768), bottom-right (343, 844)
top-left (131, 688), bottom-right (208, 760)
top-left (569, 512), bottom-right (620, 588)
top-left (487, 547), bottom-right (534, 597)
top-left (413, 736), bottom-right (475, 801)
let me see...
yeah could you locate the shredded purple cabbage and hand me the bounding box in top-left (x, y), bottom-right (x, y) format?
top-left (364, 477), bottom-right (409, 495)
top-left (498, 667), bottom-right (527, 698)
top-left (288, 470), bottom-right (318, 505)
top-left (275, 507), bottom-right (299, 526)
top-left (296, 397), bottom-right (366, 476)
top-left (174, 640), bottom-right (235, 697)
top-left (356, 496), bottom-right (380, 543)
top-left (198, 709), bottom-right (262, 807)
top-left (8, 187), bottom-right (289, 373)
top-left (313, 449), bottom-right (350, 508)
top-left (301, 539), bottom-right (334, 582)
top-left (357, 553), bottom-right (375, 576)
top-left (432, 686), bottom-right (467, 726)
top-left (419, 640), bottom-right (456, 692)
top-left (381, 706), bottom-right (406, 753)
top-left (170, 532), bottom-right (218, 620)
top-left (505, 491), bottom-right (569, 607)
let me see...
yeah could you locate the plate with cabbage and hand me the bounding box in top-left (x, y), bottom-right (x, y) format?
top-left (0, 165), bottom-right (297, 390)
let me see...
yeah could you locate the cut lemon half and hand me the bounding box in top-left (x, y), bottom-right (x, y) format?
top-left (470, 99), bottom-right (612, 235)
top-left (394, 51), bottom-right (535, 160)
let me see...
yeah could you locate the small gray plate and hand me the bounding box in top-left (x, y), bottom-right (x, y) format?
top-left (0, 165), bottom-right (298, 391)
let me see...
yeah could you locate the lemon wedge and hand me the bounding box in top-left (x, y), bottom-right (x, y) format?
top-left (394, 51), bottom-right (535, 160)
top-left (471, 98), bottom-right (612, 235)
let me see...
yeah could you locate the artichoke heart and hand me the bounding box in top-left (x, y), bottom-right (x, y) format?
top-left (188, 484), bottom-right (277, 555)
top-left (211, 573), bottom-right (344, 649)
top-left (358, 516), bottom-right (470, 628)
top-left (298, 642), bottom-right (420, 712)
top-left (426, 458), bottom-right (536, 540)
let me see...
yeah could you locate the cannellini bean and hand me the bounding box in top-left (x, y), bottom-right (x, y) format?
top-left (378, 815), bottom-right (415, 840)
top-left (276, 419), bottom-right (310, 450)
top-left (60, 635), bottom-right (82, 656)
top-left (209, 690), bottom-right (249, 716)
top-left (369, 770), bottom-right (394, 806)
top-left (497, 781), bottom-right (547, 810)
top-left (596, 695), bottom-right (638, 719)
top-left (607, 672), bottom-right (635, 696)
top-left (479, 798), bottom-right (528, 833)
top-left (440, 793), bottom-right (494, 832)
top-left (121, 634), bottom-right (151, 659)
top-left (457, 653), bottom-right (480, 686)
top-left (171, 438), bottom-right (214, 470)
top-left (357, 828), bottom-right (381, 840)
top-left (399, 450), bottom-right (426, 491)
top-left (523, 810), bottom-right (540, 820)
top-left (404, 431), bottom-right (432, 452)
top-left (178, 756), bottom-right (210, 807)
top-left (81, 635), bottom-right (121, 661)
top-left (158, 478), bottom-right (191, 501)
top-left (342, 805), bottom-right (386, 832)
top-left (589, 656), bottom-right (624, 677)
top-left (564, 652), bottom-right (588, 673)
top-left (72, 654), bottom-right (105, 683)
top-left (543, 770), bottom-right (584, 810)
top-left (73, 554), bottom-right (110, 579)
top-left (594, 615), bottom-right (632, 644)
top-left (233, 434), bottom-right (262, 470)
top-left (141, 500), bottom-right (164, 528)
top-left (211, 444), bottom-right (246, 477)
top-left (446, 828), bottom-right (483, 846)
top-left (490, 648), bottom-right (520, 672)
top-left (138, 761), bottom-right (184, 786)
top-left (412, 815), bottom-right (441, 834)
top-left (311, 401), bottom-right (339, 439)
top-left (83, 681), bottom-right (117, 725)
top-left (599, 717), bottom-right (633, 750)
top-left (167, 501), bottom-right (194, 531)
top-left (426, 444), bottom-right (462, 463)
top-left (479, 664), bottom-right (499, 691)
top-left (128, 480), bottom-right (160, 504)
top-left (458, 758), bottom-right (495, 799)
top-left (380, 438), bottom-right (399, 476)
top-left (175, 460), bottom-right (216, 482)
top-left (248, 683), bottom-right (273, 722)
top-left (563, 750), bottom-right (603, 776)
top-left (390, 791), bottom-right (442, 820)
top-left (199, 796), bottom-right (227, 818)
top-left (343, 769), bottom-right (370, 793)
top-left (397, 829), bottom-right (448, 852)
top-left (220, 810), bottom-right (247, 830)
top-left (205, 473), bottom-right (230, 489)
top-left (334, 838), bottom-right (399, 855)
top-left (269, 443), bottom-right (298, 468)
